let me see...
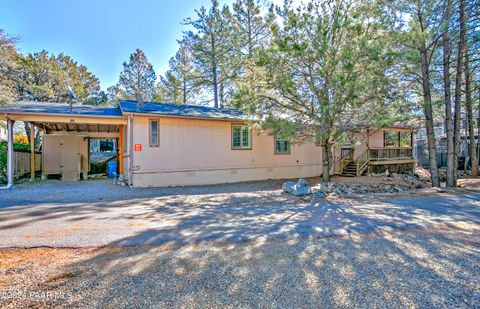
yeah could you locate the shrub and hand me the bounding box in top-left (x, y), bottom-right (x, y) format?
top-left (0, 139), bottom-right (33, 184)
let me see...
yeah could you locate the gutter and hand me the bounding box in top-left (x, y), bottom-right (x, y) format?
top-left (128, 114), bottom-right (133, 187)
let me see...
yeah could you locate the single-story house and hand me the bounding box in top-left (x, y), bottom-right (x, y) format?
top-left (0, 101), bottom-right (416, 188)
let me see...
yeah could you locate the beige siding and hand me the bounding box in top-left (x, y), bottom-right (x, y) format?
top-left (368, 129), bottom-right (385, 148)
top-left (42, 135), bottom-right (89, 180)
top-left (130, 116), bottom-right (323, 187)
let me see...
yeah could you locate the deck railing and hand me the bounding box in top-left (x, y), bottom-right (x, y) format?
top-left (368, 147), bottom-right (413, 160)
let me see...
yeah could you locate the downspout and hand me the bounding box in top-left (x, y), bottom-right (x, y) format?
top-left (0, 117), bottom-right (14, 190)
top-left (128, 114), bottom-right (133, 187)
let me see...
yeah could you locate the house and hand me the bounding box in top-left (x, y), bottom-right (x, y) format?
top-left (415, 119), bottom-right (476, 168)
top-left (0, 101), bottom-right (415, 188)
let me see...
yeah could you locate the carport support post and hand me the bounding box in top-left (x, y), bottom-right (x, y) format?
top-left (118, 124), bottom-right (123, 175)
top-left (7, 118), bottom-right (14, 188)
top-left (30, 122), bottom-right (35, 180)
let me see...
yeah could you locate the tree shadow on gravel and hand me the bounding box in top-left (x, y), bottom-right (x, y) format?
top-left (7, 225), bottom-right (478, 308)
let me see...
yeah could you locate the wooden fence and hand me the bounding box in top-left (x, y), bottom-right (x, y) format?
top-left (13, 150), bottom-right (42, 177)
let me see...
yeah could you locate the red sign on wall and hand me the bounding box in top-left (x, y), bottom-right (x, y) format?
top-left (134, 144), bottom-right (142, 152)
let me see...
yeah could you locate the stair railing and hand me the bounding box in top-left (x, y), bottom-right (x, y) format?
top-left (356, 149), bottom-right (370, 176)
top-left (339, 148), bottom-right (354, 175)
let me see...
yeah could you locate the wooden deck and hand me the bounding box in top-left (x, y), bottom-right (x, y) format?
top-left (339, 147), bottom-right (416, 176)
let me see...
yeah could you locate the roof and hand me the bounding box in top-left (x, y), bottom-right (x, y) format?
top-left (119, 100), bottom-right (245, 120)
top-left (0, 101), bottom-right (123, 117)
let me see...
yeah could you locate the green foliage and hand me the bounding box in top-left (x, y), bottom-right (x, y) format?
top-left (118, 49), bottom-right (157, 102)
top-left (0, 140), bottom-right (31, 184)
top-left (158, 43), bottom-right (198, 104)
top-left (16, 51), bottom-right (100, 102)
top-left (235, 0), bottom-right (398, 139)
top-left (0, 29), bottom-right (19, 105)
top-left (182, 0), bottom-right (236, 107)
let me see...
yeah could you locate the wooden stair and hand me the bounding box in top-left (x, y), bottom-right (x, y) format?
top-left (341, 161), bottom-right (357, 177)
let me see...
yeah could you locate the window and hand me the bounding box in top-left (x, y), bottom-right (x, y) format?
top-left (384, 131), bottom-right (399, 147)
top-left (149, 119), bottom-right (159, 147)
top-left (384, 131), bottom-right (412, 148)
top-left (275, 136), bottom-right (291, 154)
top-left (232, 125), bottom-right (251, 149)
top-left (400, 132), bottom-right (412, 147)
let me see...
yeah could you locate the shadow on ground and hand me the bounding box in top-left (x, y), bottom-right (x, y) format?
top-left (2, 225), bottom-right (479, 307)
top-left (1, 180), bottom-right (480, 306)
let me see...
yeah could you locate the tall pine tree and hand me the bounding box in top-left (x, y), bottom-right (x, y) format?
top-left (118, 48), bottom-right (157, 103)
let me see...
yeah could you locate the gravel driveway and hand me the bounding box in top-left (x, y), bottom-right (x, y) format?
top-left (1, 226), bottom-right (479, 307)
top-left (1, 179), bottom-right (480, 247)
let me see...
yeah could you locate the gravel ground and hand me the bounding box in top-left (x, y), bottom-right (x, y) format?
top-left (1, 179), bottom-right (480, 247)
top-left (0, 225), bottom-right (479, 308)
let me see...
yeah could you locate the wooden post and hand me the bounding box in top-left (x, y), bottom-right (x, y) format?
top-left (118, 124), bottom-right (123, 175)
top-left (30, 123), bottom-right (35, 180)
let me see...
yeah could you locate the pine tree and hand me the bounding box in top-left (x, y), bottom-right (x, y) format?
top-left (159, 43), bottom-right (198, 104)
top-left (118, 48), bottom-right (157, 103)
top-left (235, 0), bottom-right (395, 182)
top-left (393, 0), bottom-right (444, 187)
top-left (231, 0), bottom-right (272, 59)
top-left (183, 0), bottom-right (234, 107)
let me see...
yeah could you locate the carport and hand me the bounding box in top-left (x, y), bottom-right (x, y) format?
top-left (0, 102), bottom-right (128, 188)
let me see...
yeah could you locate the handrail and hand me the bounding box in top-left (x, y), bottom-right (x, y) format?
top-left (339, 148), bottom-right (354, 174)
top-left (357, 159), bottom-right (370, 176)
top-left (356, 148), bottom-right (370, 176)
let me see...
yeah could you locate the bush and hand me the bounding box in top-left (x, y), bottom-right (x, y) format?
top-left (0, 139), bottom-right (33, 184)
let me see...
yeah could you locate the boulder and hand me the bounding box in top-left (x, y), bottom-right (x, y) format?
top-left (282, 178), bottom-right (312, 196)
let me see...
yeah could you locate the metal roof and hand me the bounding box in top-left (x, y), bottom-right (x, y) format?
top-left (0, 101), bottom-right (123, 117)
top-left (119, 100), bottom-right (245, 120)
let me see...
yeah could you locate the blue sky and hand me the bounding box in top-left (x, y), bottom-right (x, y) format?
top-left (0, 0), bottom-right (245, 89)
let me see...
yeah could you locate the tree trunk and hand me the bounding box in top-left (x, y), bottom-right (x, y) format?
top-left (420, 43), bottom-right (440, 187)
top-left (477, 91), bottom-right (480, 166)
top-left (212, 65), bottom-right (219, 108)
top-left (183, 78), bottom-right (187, 104)
top-left (442, 0), bottom-right (455, 187)
top-left (24, 122), bottom-right (31, 145)
top-left (322, 140), bottom-right (332, 182)
top-left (464, 35), bottom-right (477, 176)
top-left (453, 0), bottom-right (466, 184)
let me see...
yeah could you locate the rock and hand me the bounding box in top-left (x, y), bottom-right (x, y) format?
top-left (282, 179), bottom-right (311, 196)
top-left (282, 181), bottom-right (297, 193)
top-left (395, 186), bottom-right (406, 193)
top-left (312, 191), bottom-right (326, 198)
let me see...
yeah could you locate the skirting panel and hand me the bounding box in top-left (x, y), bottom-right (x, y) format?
top-left (132, 165), bottom-right (323, 187)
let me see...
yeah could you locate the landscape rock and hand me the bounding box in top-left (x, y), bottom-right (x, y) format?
top-left (282, 178), bottom-right (311, 196)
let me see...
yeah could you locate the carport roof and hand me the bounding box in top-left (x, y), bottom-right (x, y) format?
top-left (119, 100), bottom-right (246, 120)
top-left (0, 101), bottom-right (123, 117)
top-left (0, 100), bottom-right (246, 121)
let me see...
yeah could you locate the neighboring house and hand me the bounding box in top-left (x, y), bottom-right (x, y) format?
top-left (415, 119), bottom-right (476, 168)
top-left (0, 101), bottom-right (415, 187)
